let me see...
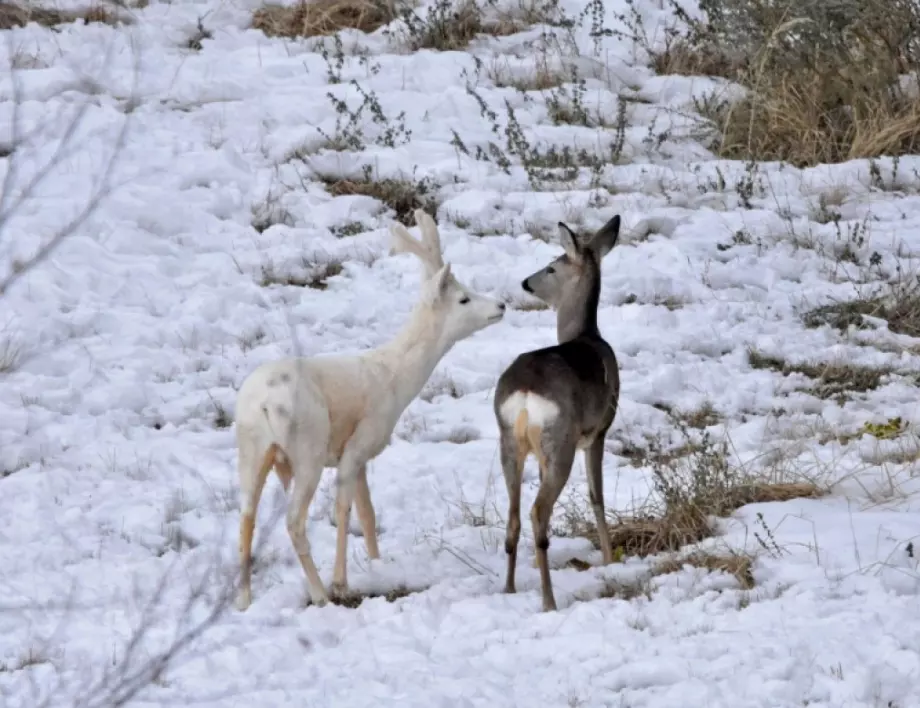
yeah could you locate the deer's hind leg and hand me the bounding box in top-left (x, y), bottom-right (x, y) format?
top-left (585, 436), bottom-right (614, 565)
top-left (530, 430), bottom-right (576, 612)
top-left (285, 453), bottom-right (328, 607)
top-left (237, 438), bottom-right (277, 611)
top-left (500, 413), bottom-right (529, 594)
top-left (354, 464), bottom-right (380, 561)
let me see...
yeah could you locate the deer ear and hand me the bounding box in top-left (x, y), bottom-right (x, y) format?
top-left (590, 214), bottom-right (621, 259)
top-left (425, 262), bottom-right (452, 303)
top-left (389, 223), bottom-right (419, 256)
top-left (557, 222), bottom-right (583, 263)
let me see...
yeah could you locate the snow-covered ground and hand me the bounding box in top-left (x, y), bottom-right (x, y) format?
top-left (2, 0), bottom-right (920, 705)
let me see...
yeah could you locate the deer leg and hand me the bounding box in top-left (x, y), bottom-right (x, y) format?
top-left (331, 475), bottom-right (358, 597)
top-left (501, 421), bottom-right (526, 594)
top-left (331, 438), bottom-right (372, 597)
top-left (529, 425), bottom-right (549, 570)
top-left (274, 454), bottom-right (293, 493)
top-left (286, 457), bottom-right (328, 607)
top-left (237, 440), bottom-right (276, 611)
top-left (585, 437), bottom-right (614, 565)
top-left (354, 464), bottom-right (380, 561)
top-left (530, 436), bottom-right (575, 612)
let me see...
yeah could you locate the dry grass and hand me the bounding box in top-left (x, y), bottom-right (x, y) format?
top-left (583, 549), bottom-right (756, 603)
top-left (747, 348), bottom-right (890, 399)
top-left (0, 1), bottom-right (121, 28)
top-left (646, 0), bottom-right (920, 165)
top-left (398, 0), bottom-right (529, 52)
top-left (260, 257), bottom-right (345, 289)
top-left (0, 334), bottom-right (22, 373)
top-left (712, 88), bottom-right (920, 167)
top-left (566, 431), bottom-right (822, 559)
top-left (579, 480), bottom-right (821, 559)
top-left (252, 0), bottom-right (398, 38)
top-left (486, 56), bottom-right (567, 91)
top-left (320, 175), bottom-right (438, 226)
top-left (324, 584), bottom-right (420, 608)
top-left (251, 198), bottom-right (295, 234)
top-left (655, 550), bottom-right (755, 589)
top-left (652, 400), bottom-right (721, 429)
top-left (803, 277), bottom-right (920, 339)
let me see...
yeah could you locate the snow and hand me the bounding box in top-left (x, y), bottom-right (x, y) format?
top-left (2, 0), bottom-right (920, 705)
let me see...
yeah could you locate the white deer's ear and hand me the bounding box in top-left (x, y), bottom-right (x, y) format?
top-left (389, 223), bottom-right (420, 257)
top-left (436, 262), bottom-right (452, 295)
top-left (557, 222), bottom-right (583, 263)
top-left (425, 262), bottom-right (452, 303)
top-left (429, 263), bottom-right (450, 302)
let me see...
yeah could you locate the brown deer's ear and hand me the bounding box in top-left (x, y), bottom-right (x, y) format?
top-left (589, 214), bottom-right (621, 259)
top-left (557, 222), bottom-right (583, 264)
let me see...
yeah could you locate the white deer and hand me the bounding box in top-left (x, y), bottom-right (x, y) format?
top-left (235, 209), bottom-right (506, 610)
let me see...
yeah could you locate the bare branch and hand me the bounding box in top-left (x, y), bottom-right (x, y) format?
top-left (0, 37), bottom-right (134, 297)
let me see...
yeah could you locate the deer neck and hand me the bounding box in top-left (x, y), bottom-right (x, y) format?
top-left (375, 301), bottom-right (450, 405)
top-left (556, 259), bottom-right (601, 343)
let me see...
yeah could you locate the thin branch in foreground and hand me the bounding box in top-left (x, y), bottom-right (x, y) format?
top-left (0, 37), bottom-right (136, 297)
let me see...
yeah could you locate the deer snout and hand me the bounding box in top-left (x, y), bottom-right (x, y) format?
top-left (488, 300), bottom-right (506, 322)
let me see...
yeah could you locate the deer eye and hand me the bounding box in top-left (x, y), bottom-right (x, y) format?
top-left (546, 267), bottom-right (555, 274)
top-left (459, 296), bottom-right (470, 305)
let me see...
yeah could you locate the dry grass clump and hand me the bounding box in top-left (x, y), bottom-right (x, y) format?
top-left (260, 256), bottom-right (345, 289)
top-left (652, 400), bottom-right (721, 429)
top-left (0, 333), bottom-right (22, 373)
top-left (324, 584), bottom-right (420, 608)
top-left (747, 348), bottom-right (890, 399)
top-left (252, 0), bottom-right (398, 38)
top-left (655, 549), bottom-right (755, 589)
top-left (647, 0), bottom-right (920, 165)
top-left (486, 58), bottom-right (567, 92)
top-left (565, 430), bottom-right (822, 559)
top-left (397, 0), bottom-right (532, 52)
top-left (803, 276), bottom-right (920, 339)
top-left (0, 1), bottom-right (120, 28)
top-left (320, 175), bottom-right (438, 225)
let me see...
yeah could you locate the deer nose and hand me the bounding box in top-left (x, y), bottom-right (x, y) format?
top-left (521, 279), bottom-right (533, 293)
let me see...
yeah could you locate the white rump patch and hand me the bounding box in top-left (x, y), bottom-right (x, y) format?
top-left (499, 392), bottom-right (560, 428)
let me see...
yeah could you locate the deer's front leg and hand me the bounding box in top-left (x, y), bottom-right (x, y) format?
top-left (331, 476), bottom-right (356, 598)
top-left (331, 433), bottom-right (376, 597)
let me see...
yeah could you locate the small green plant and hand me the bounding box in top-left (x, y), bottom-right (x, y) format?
top-left (860, 417), bottom-right (907, 440)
